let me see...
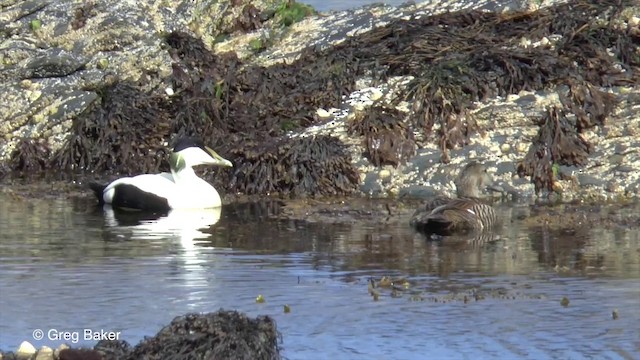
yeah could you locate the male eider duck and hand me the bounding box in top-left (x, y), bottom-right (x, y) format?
top-left (89, 137), bottom-right (232, 212)
top-left (410, 161), bottom-right (502, 235)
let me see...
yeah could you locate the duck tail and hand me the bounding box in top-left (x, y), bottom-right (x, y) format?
top-left (88, 182), bottom-right (107, 204)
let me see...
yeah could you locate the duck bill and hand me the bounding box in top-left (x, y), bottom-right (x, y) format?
top-left (486, 184), bottom-right (505, 194)
top-left (205, 146), bottom-right (233, 167)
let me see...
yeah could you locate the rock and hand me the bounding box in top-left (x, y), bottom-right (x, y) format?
top-left (58, 349), bottom-right (102, 360)
top-left (379, 168), bottom-right (392, 182)
top-left (53, 344), bottom-right (69, 359)
top-left (316, 108), bottom-right (331, 118)
top-left (34, 346), bottom-right (53, 360)
top-left (15, 341), bottom-right (36, 359)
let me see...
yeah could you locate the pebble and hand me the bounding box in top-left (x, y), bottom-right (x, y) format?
top-left (35, 346), bottom-right (54, 360)
top-left (370, 88), bottom-right (383, 101)
top-left (316, 108), bottom-right (331, 118)
top-left (500, 143), bottom-right (511, 155)
top-left (379, 168), bottom-right (392, 182)
top-left (16, 341), bottom-right (36, 358)
top-left (516, 142), bottom-right (529, 154)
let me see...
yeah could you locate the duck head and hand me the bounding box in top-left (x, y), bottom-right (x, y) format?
top-left (454, 161), bottom-right (502, 198)
top-left (169, 137), bottom-right (233, 173)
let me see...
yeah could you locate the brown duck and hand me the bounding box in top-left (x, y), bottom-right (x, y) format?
top-left (410, 162), bottom-right (501, 235)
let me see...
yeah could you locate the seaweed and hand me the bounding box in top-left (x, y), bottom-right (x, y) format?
top-left (229, 135), bottom-right (359, 196)
top-left (517, 106), bottom-right (593, 192)
top-left (71, 1), bottom-right (97, 30)
top-left (126, 311), bottom-right (280, 360)
top-left (348, 106), bottom-right (415, 166)
top-left (562, 81), bottom-right (617, 132)
top-left (50, 82), bottom-right (172, 175)
top-left (9, 137), bottom-right (51, 174)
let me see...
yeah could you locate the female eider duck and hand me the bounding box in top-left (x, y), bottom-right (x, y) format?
top-left (89, 137), bottom-right (232, 212)
top-left (410, 162), bottom-right (502, 235)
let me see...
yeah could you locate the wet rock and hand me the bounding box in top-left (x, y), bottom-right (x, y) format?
top-left (360, 172), bottom-right (384, 196)
top-left (397, 185), bottom-right (440, 200)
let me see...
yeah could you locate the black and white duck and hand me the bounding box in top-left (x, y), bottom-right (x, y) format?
top-left (89, 137), bottom-right (232, 212)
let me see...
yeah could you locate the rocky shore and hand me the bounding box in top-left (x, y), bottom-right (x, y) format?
top-left (1, 0), bottom-right (639, 204)
top-left (0, 310), bottom-right (280, 360)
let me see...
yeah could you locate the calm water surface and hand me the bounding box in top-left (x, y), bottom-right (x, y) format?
top-left (0, 194), bottom-right (639, 359)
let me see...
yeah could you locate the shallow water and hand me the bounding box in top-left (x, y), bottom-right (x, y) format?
top-left (0, 194), bottom-right (639, 359)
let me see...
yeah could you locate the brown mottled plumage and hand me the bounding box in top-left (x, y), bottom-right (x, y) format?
top-left (410, 162), bottom-right (500, 235)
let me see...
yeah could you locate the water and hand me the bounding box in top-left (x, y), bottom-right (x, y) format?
top-left (1, 193), bottom-right (639, 359)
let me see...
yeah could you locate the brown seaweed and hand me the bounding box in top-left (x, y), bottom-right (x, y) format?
top-left (229, 135), bottom-right (359, 196)
top-left (9, 137), bottom-right (51, 174)
top-left (348, 106), bottom-right (415, 166)
top-left (517, 107), bottom-right (593, 192)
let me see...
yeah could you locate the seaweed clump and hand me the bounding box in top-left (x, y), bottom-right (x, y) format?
top-left (51, 83), bottom-right (172, 175)
top-left (229, 135), bottom-right (359, 196)
top-left (348, 106), bottom-right (415, 167)
top-left (126, 311), bottom-right (280, 360)
top-left (342, 0), bottom-right (636, 166)
top-left (47, 311), bottom-right (280, 360)
top-left (9, 138), bottom-right (51, 174)
top-left (163, 31), bottom-right (360, 196)
top-left (517, 81), bottom-right (617, 192)
top-left (517, 106), bottom-right (594, 192)
top-left (71, 1), bottom-right (97, 30)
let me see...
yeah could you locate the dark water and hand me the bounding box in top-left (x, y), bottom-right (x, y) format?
top-left (0, 194), bottom-right (639, 359)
